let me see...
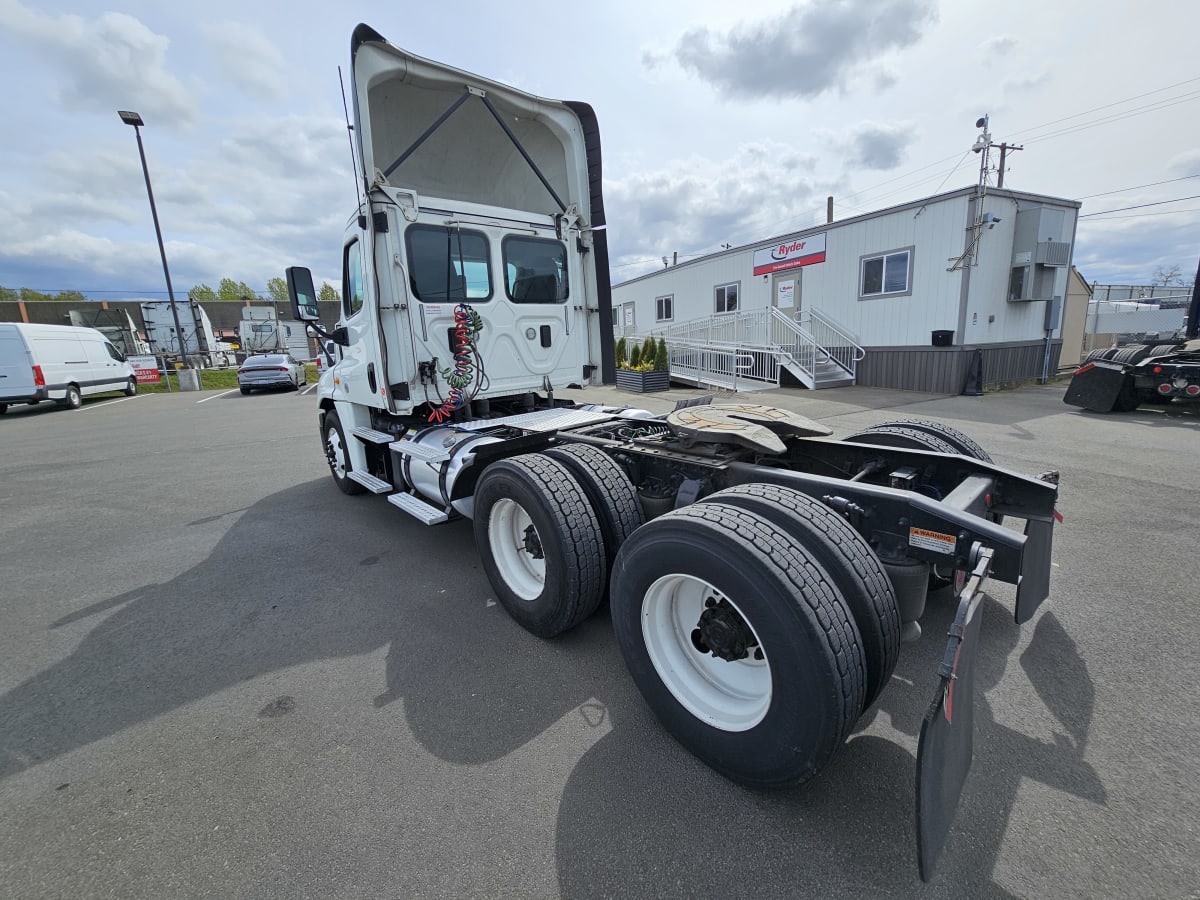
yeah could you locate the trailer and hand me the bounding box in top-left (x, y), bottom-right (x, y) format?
top-left (1064, 340), bottom-right (1200, 411)
top-left (139, 299), bottom-right (234, 368)
top-left (67, 308), bottom-right (151, 357)
top-left (284, 24), bottom-right (1060, 880)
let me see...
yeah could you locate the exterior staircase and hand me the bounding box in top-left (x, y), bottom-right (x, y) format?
top-left (643, 307), bottom-right (864, 391)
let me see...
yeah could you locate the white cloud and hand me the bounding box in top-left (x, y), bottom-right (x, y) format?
top-left (201, 21), bottom-right (287, 101)
top-left (0, 2), bottom-right (196, 127)
top-left (670, 0), bottom-right (938, 99)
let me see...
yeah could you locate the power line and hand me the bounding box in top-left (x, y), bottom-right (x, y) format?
top-left (1008, 76), bottom-right (1200, 140)
top-left (1079, 194), bottom-right (1200, 217)
top-left (1076, 207), bottom-right (1200, 220)
top-left (1077, 174), bottom-right (1200, 200)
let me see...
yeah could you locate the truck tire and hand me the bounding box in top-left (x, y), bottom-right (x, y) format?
top-left (124, 378), bottom-right (137, 397)
top-left (610, 502), bottom-right (865, 787)
top-left (0, 403), bottom-right (7, 415)
top-left (843, 425), bottom-right (958, 455)
top-left (856, 418), bottom-right (993, 463)
top-left (59, 385), bottom-right (82, 410)
top-left (544, 442), bottom-right (644, 595)
top-left (1148, 344), bottom-right (1180, 357)
top-left (473, 454), bottom-right (605, 638)
top-left (322, 410), bottom-right (366, 495)
top-left (1111, 345), bottom-right (1150, 364)
top-left (697, 484), bottom-right (899, 711)
top-left (845, 422), bottom-right (995, 591)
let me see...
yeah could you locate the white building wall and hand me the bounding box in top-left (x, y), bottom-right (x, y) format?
top-left (612, 188), bottom-right (1080, 350)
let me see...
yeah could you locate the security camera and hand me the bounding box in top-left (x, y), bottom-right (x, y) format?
top-left (983, 212), bottom-right (1001, 229)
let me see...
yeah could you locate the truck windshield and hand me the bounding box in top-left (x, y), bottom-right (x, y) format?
top-left (406, 225), bottom-right (492, 302)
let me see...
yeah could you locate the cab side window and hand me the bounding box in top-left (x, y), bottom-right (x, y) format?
top-left (343, 240), bottom-right (365, 317)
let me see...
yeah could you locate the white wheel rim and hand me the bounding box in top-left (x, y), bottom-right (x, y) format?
top-left (488, 498), bottom-right (545, 601)
top-left (642, 574), bottom-right (771, 732)
top-left (327, 426), bottom-right (348, 479)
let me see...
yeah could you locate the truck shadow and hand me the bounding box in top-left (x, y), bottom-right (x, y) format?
top-left (0, 481), bottom-right (1105, 895)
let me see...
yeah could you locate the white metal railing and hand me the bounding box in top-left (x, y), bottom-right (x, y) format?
top-left (662, 337), bottom-right (778, 392)
top-left (633, 306), bottom-right (865, 389)
top-left (795, 308), bottom-right (865, 379)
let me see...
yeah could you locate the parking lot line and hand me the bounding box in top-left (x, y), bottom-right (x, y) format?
top-left (79, 396), bottom-right (136, 411)
top-left (197, 389), bottom-right (239, 404)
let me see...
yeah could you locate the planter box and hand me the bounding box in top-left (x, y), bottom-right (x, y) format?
top-left (615, 369), bottom-right (670, 393)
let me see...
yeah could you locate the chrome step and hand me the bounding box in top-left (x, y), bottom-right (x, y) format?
top-left (347, 470), bottom-right (393, 494)
top-left (390, 440), bottom-right (450, 464)
top-left (388, 491), bottom-right (449, 525)
top-left (352, 426), bottom-right (396, 444)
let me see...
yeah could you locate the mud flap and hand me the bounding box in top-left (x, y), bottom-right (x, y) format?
top-left (1015, 517), bottom-right (1053, 624)
top-left (915, 548), bottom-right (991, 881)
top-left (1063, 362), bottom-right (1127, 411)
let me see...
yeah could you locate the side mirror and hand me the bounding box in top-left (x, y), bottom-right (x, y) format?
top-left (286, 266), bottom-right (321, 322)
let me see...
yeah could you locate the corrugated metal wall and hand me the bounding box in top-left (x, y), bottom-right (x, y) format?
top-left (857, 340), bottom-right (1062, 393)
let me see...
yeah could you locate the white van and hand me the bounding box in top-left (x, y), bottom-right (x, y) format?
top-left (0, 322), bottom-right (137, 413)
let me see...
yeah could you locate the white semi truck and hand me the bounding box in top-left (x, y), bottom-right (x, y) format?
top-left (286, 24), bottom-right (1061, 879)
top-left (139, 298), bottom-right (234, 368)
top-left (238, 307), bottom-right (313, 359)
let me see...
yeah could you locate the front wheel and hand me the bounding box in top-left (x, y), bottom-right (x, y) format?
top-left (473, 455), bottom-right (605, 637)
top-left (323, 410), bottom-right (366, 495)
top-left (124, 378), bottom-right (137, 397)
top-left (610, 502), bottom-right (865, 787)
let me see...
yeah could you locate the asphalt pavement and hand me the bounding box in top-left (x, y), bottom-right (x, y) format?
top-left (0, 381), bottom-right (1197, 899)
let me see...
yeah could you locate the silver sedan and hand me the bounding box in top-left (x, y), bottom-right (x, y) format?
top-left (237, 354), bottom-right (308, 394)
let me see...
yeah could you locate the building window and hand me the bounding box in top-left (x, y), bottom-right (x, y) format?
top-left (859, 248), bottom-right (913, 298)
top-left (655, 294), bottom-right (674, 322)
top-left (715, 282), bottom-right (739, 314)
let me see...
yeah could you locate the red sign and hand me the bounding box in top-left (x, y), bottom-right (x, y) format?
top-left (128, 355), bottom-right (161, 383)
top-left (752, 233), bottom-right (827, 276)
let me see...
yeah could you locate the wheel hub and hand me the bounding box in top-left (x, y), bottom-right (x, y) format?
top-left (691, 598), bottom-right (760, 662)
top-left (522, 524), bottom-right (544, 559)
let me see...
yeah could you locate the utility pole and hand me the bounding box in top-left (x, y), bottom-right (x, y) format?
top-left (995, 142), bottom-right (1023, 189)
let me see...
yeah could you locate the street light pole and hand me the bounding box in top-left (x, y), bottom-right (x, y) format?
top-left (118, 110), bottom-right (189, 371)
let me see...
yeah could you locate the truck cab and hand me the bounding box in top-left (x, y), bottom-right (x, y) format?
top-left (292, 25), bottom-right (610, 427)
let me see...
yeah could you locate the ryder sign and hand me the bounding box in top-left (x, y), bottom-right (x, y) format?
top-left (753, 233), bottom-right (827, 275)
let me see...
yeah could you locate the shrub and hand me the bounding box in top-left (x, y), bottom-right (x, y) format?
top-left (629, 344), bottom-right (642, 369)
top-left (641, 336), bottom-right (656, 368)
top-left (615, 337), bottom-right (627, 368)
top-left (655, 337), bottom-right (669, 371)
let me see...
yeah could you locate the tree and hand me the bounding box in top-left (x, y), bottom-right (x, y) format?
top-left (615, 337), bottom-right (627, 369)
top-left (0, 285), bottom-right (17, 302)
top-left (19, 288), bottom-right (53, 302)
top-left (318, 282), bottom-right (340, 303)
top-left (266, 276), bottom-right (289, 304)
top-left (189, 283), bottom-right (217, 303)
top-left (655, 337), bottom-right (669, 372)
top-left (1153, 265), bottom-right (1183, 287)
top-left (217, 277), bottom-right (258, 303)
top-left (55, 290), bottom-right (87, 304)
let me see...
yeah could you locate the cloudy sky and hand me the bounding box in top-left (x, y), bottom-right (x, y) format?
top-left (2, 0), bottom-right (1198, 302)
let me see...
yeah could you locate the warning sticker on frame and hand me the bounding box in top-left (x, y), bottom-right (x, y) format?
top-left (909, 526), bottom-right (956, 555)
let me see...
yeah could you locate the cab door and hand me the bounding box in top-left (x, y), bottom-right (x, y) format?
top-left (335, 227), bottom-right (389, 411)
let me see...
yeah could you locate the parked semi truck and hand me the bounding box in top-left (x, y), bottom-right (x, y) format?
top-left (286, 24), bottom-right (1060, 880)
top-left (238, 307), bottom-right (312, 359)
top-left (1064, 339), bottom-right (1200, 411)
top-left (140, 298), bottom-right (234, 368)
